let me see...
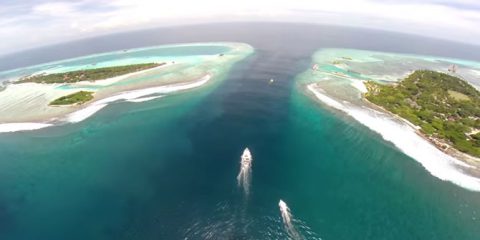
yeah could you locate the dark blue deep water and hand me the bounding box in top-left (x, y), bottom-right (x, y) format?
top-left (1, 23), bottom-right (480, 239)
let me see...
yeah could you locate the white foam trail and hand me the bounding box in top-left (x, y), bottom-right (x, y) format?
top-left (307, 84), bottom-right (480, 192)
top-left (0, 123), bottom-right (52, 133)
top-left (279, 200), bottom-right (301, 240)
top-left (237, 148), bottom-right (253, 195)
top-left (65, 74), bottom-right (211, 123)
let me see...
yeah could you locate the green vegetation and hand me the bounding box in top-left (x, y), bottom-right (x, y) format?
top-left (365, 70), bottom-right (480, 157)
top-left (50, 91), bottom-right (94, 105)
top-left (18, 63), bottom-right (163, 84)
top-left (448, 90), bottom-right (470, 101)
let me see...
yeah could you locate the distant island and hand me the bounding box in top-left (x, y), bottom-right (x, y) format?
top-left (365, 70), bottom-right (480, 157)
top-left (50, 91), bottom-right (94, 105)
top-left (20, 62), bottom-right (164, 105)
top-left (0, 42), bottom-right (254, 129)
top-left (17, 63), bottom-right (164, 84)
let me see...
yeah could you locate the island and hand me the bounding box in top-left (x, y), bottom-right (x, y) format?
top-left (18, 63), bottom-right (163, 84)
top-left (365, 70), bottom-right (480, 157)
top-left (298, 48), bottom-right (480, 191)
top-left (0, 42), bottom-right (254, 130)
top-left (50, 91), bottom-right (94, 105)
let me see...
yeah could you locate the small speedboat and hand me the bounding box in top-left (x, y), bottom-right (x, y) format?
top-left (241, 148), bottom-right (252, 167)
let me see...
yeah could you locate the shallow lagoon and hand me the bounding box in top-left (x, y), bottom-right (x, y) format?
top-left (0, 42), bottom-right (253, 127)
top-left (0, 23), bottom-right (480, 239)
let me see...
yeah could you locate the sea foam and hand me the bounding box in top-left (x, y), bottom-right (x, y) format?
top-left (307, 84), bottom-right (480, 192)
top-left (126, 96), bottom-right (163, 103)
top-left (0, 75), bottom-right (211, 132)
top-left (64, 74), bottom-right (211, 123)
top-left (350, 80), bottom-right (367, 93)
top-left (67, 104), bottom-right (108, 123)
top-left (0, 123), bottom-right (53, 133)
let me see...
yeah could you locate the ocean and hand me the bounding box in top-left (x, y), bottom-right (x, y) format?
top-left (0, 22), bottom-right (479, 239)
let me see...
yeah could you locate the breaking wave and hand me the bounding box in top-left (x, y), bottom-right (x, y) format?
top-left (307, 84), bottom-right (480, 192)
top-left (0, 75), bottom-right (211, 133)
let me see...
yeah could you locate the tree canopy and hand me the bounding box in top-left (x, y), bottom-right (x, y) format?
top-left (365, 70), bottom-right (480, 157)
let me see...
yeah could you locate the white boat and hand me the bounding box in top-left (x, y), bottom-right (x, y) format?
top-left (279, 200), bottom-right (288, 212)
top-left (269, 78), bottom-right (275, 84)
top-left (237, 148), bottom-right (253, 194)
top-left (240, 148), bottom-right (252, 167)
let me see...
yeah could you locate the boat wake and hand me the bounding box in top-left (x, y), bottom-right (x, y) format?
top-left (279, 200), bottom-right (302, 240)
top-left (237, 148), bottom-right (253, 196)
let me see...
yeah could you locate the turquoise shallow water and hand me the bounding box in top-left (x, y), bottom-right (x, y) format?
top-left (1, 23), bottom-right (480, 239)
top-left (0, 43), bottom-right (232, 84)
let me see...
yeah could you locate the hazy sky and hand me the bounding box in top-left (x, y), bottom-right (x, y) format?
top-left (1, 0), bottom-right (480, 54)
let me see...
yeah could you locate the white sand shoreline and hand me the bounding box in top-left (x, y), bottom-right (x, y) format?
top-left (0, 74), bottom-right (211, 133)
top-left (0, 42), bottom-right (255, 132)
top-left (306, 83), bottom-right (480, 192)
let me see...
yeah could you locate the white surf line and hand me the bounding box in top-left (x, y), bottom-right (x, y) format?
top-left (126, 96), bottom-right (163, 103)
top-left (0, 75), bottom-right (211, 132)
top-left (307, 84), bottom-right (480, 192)
top-left (350, 80), bottom-right (367, 93)
top-left (66, 104), bottom-right (108, 123)
top-left (65, 74), bottom-right (211, 123)
top-left (0, 123), bottom-right (53, 133)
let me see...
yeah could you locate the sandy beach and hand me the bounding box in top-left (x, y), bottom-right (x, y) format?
top-left (306, 82), bottom-right (480, 191)
top-left (0, 42), bottom-right (254, 132)
top-left (294, 48), bottom-right (480, 191)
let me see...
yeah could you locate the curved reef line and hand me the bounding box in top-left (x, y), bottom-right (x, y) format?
top-left (0, 42), bottom-right (254, 133)
top-left (307, 84), bottom-right (480, 192)
top-left (65, 74), bottom-right (211, 123)
top-left (0, 75), bottom-right (212, 132)
top-left (300, 48), bottom-right (480, 191)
